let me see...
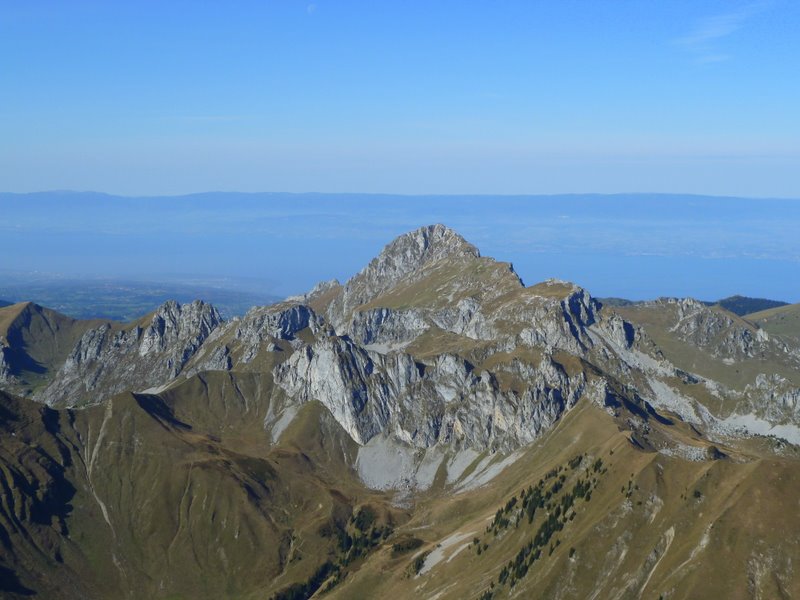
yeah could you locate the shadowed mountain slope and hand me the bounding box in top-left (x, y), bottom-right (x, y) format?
top-left (0, 302), bottom-right (107, 398)
top-left (0, 379), bottom-right (404, 599)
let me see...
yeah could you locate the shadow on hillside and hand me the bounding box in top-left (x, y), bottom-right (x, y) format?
top-left (0, 564), bottom-right (35, 596)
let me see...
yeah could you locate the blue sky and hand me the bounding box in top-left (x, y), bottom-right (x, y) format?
top-left (1, 0), bottom-right (799, 196)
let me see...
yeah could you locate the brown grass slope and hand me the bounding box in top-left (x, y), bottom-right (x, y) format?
top-left (0, 373), bottom-right (406, 600)
top-left (327, 401), bottom-right (800, 600)
top-left (747, 302), bottom-right (800, 346)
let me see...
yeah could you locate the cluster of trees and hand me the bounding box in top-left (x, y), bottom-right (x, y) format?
top-left (489, 496), bottom-right (518, 532)
top-left (476, 453), bottom-right (606, 596)
top-left (411, 550), bottom-right (430, 575)
top-left (272, 506), bottom-right (393, 600)
top-left (335, 507), bottom-right (393, 565)
top-left (621, 477), bottom-right (638, 499)
top-left (568, 454), bottom-right (584, 470)
top-left (487, 461), bottom-right (566, 536)
top-left (391, 537), bottom-right (423, 557)
top-left (488, 454), bottom-right (593, 539)
top-left (270, 561), bottom-right (337, 600)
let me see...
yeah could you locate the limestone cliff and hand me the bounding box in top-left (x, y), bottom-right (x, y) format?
top-left (35, 300), bottom-right (221, 407)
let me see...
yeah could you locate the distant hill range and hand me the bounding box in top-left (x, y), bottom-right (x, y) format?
top-left (713, 295), bottom-right (789, 316)
top-left (600, 294), bottom-right (789, 317)
top-left (0, 277), bottom-right (279, 321)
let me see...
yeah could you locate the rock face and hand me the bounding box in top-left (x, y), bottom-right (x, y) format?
top-left (184, 301), bottom-right (328, 375)
top-left (273, 336), bottom-right (586, 450)
top-left (0, 341), bottom-right (14, 384)
top-left (35, 300), bottom-right (222, 407)
top-left (233, 303), bottom-right (322, 363)
top-left (659, 297), bottom-right (773, 359)
top-left (741, 373), bottom-right (800, 422)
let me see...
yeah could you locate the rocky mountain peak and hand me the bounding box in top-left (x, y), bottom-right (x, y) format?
top-left (138, 299), bottom-right (222, 355)
top-left (148, 298), bottom-right (221, 331)
top-left (285, 278), bottom-right (342, 305)
top-left (0, 301), bottom-right (47, 333)
top-left (379, 223), bottom-right (480, 264)
top-left (359, 223), bottom-right (479, 285)
top-left (325, 225), bottom-right (490, 329)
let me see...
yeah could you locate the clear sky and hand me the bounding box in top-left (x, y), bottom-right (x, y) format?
top-left (1, 0), bottom-right (799, 196)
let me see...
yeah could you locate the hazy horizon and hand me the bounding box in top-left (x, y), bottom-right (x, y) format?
top-left (3, 190), bottom-right (799, 304)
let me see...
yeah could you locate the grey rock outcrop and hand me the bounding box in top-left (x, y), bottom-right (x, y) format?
top-left (273, 330), bottom-right (587, 451)
top-left (35, 300), bottom-right (222, 407)
top-left (0, 340), bottom-right (14, 385)
top-left (234, 303), bottom-right (322, 362)
top-left (655, 297), bottom-right (773, 360)
top-left (741, 373), bottom-right (800, 422)
top-left (349, 307), bottom-right (429, 347)
top-left (186, 302), bottom-right (327, 372)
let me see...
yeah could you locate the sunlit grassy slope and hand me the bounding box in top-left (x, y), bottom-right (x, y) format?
top-left (747, 303), bottom-right (800, 345)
